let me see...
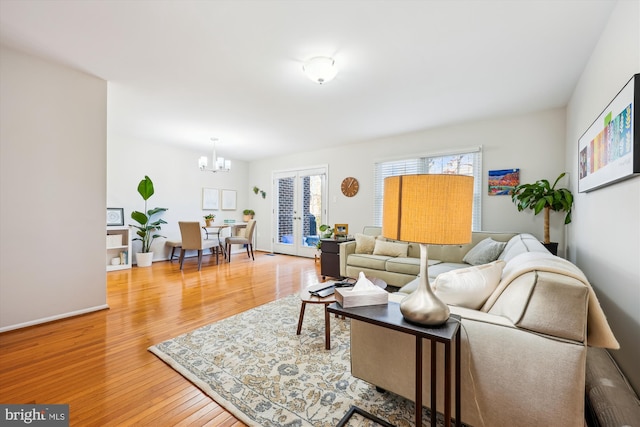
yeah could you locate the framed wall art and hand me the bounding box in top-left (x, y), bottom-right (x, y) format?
top-left (107, 207), bottom-right (124, 226)
top-left (221, 189), bottom-right (237, 210)
top-left (202, 188), bottom-right (219, 210)
top-left (578, 73), bottom-right (639, 193)
top-left (488, 168), bottom-right (519, 196)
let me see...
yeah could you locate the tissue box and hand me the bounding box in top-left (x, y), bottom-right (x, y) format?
top-left (335, 287), bottom-right (388, 308)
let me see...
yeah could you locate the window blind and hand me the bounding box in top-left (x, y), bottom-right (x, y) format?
top-left (373, 147), bottom-right (482, 231)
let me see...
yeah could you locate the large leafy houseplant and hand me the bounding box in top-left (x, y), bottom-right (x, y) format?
top-left (130, 176), bottom-right (168, 253)
top-left (511, 172), bottom-right (573, 245)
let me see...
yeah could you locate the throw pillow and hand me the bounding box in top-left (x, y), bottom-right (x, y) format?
top-left (433, 260), bottom-right (506, 309)
top-left (355, 233), bottom-right (376, 254)
top-left (463, 238), bottom-right (508, 266)
top-left (373, 239), bottom-right (409, 257)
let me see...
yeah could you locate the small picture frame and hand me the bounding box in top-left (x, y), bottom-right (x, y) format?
top-left (334, 224), bottom-right (348, 237)
top-left (202, 188), bottom-right (219, 210)
top-left (221, 189), bottom-right (237, 210)
top-left (107, 208), bottom-right (124, 226)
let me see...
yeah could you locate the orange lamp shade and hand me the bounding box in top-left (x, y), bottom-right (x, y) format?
top-left (382, 174), bottom-right (474, 245)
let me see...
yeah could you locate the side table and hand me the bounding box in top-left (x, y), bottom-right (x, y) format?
top-left (327, 302), bottom-right (461, 427)
top-left (296, 282), bottom-right (340, 350)
top-left (320, 238), bottom-right (353, 280)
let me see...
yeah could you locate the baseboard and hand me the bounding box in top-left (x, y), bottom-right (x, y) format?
top-left (0, 304), bottom-right (109, 333)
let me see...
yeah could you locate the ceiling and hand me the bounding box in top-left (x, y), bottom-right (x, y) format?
top-left (0, 0), bottom-right (616, 162)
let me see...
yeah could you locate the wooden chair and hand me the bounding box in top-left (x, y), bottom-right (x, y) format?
top-left (225, 220), bottom-right (256, 262)
top-left (178, 221), bottom-right (219, 270)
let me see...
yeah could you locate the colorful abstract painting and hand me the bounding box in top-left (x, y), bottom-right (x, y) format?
top-left (488, 169), bottom-right (519, 196)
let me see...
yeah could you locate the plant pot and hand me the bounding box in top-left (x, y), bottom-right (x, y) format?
top-left (205, 219), bottom-right (213, 227)
top-left (243, 214), bottom-right (254, 222)
top-left (542, 242), bottom-right (558, 256)
top-left (136, 252), bottom-right (154, 267)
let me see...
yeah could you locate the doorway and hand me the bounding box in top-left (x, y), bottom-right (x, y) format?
top-left (272, 166), bottom-right (328, 258)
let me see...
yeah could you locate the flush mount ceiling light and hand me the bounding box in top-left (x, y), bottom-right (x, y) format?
top-left (198, 138), bottom-right (231, 173)
top-left (302, 56), bottom-right (338, 84)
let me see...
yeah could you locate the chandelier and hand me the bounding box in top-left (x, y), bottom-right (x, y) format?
top-left (199, 138), bottom-right (231, 173)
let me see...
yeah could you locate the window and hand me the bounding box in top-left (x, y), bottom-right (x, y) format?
top-left (373, 148), bottom-right (482, 230)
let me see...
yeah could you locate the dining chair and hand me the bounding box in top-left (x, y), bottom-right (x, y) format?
top-left (225, 220), bottom-right (256, 262)
top-left (178, 221), bottom-right (219, 270)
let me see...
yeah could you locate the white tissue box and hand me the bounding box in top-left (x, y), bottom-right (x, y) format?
top-left (335, 287), bottom-right (388, 308)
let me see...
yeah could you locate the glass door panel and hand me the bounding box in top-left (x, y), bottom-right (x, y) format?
top-left (273, 167), bottom-right (327, 258)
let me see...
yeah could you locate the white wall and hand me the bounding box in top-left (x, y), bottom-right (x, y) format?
top-left (249, 108), bottom-right (568, 254)
top-left (566, 0), bottom-right (640, 393)
top-left (106, 132), bottom-right (251, 261)
top-left (0, 46), bottom-right (108, 331)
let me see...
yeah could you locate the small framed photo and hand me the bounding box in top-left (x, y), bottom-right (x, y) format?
top-left (107, 208), bottom-right (124, 226)
top-left (221, 189), bottom-right (237, 210)
top-left (202, 188), bottom-right (219, 210)
top-left (334, 224), bottom-right (348, 237)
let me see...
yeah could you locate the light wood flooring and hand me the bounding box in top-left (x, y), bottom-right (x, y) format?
top-left (0, 251), bottom-right (322, 426)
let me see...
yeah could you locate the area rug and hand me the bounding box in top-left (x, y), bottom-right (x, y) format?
top-left (149, 294), bottom-right (454, 427)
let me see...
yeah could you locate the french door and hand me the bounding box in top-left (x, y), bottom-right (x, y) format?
top-left (272, 166), bottom-right (328, 258)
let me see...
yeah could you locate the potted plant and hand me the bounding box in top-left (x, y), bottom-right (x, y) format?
top-left (243, 209), bottom-right (255, 222)
top-left (318, 224), bottom-right (334, 239)
top-left (130, 176), bottom-right (168, 267)
top-left (203, 213), bottom-right (215, 227)
top-left (511, 172), bottom-right (573, 255)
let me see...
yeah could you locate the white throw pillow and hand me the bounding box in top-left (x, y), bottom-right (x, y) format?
top-left (463, 238), bottom-right (508, 265)
top-left (355, 233), bottom-right (376, 254)
top-left (433, 260), bottom-right (506, 309)
top-left (373, 239), bottom-right (409, 257)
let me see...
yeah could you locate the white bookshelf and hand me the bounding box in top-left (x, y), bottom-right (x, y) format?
top-left (106, 226), bottom-right (132, 271)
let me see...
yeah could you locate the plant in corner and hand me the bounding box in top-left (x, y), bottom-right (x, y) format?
top-left (511, 172), bottom-right (573, 253)
top-left (130, 176), bottom-right (168, 266)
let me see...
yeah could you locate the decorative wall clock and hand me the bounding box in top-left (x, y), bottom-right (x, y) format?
top-left (341, 177), bottom-right (359, 197)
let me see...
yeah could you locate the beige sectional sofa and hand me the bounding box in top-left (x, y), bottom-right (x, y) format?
top-left (339, 226), bottom-right (517, 287)
top-left (345, 230), bottom-right (620, 427)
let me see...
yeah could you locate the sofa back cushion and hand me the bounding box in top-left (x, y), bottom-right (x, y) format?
top-left (499, 233), bottom-right (548, 263)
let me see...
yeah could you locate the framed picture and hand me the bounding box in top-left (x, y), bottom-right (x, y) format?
top-left (202, 188), bottom-right (219, 210)
top-left (107, 208), bottom-right (124, 226)
top-left (334, 223), bottom-right (348, 237)
top-left (221, 189), bottom-right (237, 210)
top-left (488, 168), bottom-right (519, 196)
top-left (578, 73), bottom-right (639, 193)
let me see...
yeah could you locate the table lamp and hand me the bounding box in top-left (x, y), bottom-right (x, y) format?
top-left (383, 174), bottom-right (474, 326)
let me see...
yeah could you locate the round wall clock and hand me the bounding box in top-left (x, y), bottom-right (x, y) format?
top-left (341, 177), bottom-right (359, 197)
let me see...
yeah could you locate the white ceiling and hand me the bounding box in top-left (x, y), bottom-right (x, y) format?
top-left (0, 0), bottom-right (616, 162)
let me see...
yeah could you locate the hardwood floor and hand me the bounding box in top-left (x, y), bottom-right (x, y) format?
top-left (0, 252), bottom-right (322, 426)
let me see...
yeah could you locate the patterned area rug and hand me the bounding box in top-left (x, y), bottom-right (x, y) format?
top-left (149, 294), bottom-right (453, 427)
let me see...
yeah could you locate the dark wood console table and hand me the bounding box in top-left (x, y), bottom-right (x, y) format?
top-left (327, 302), bottom-right (461, 427)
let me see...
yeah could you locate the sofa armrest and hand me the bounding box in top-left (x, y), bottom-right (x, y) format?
top-left (339, 240), bottom-right (357, 277)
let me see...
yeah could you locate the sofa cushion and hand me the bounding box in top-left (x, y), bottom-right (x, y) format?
top-left (463, 238), bottom-right (507, 265)
top-left (373, 240), bottom-right (409, 257)
top-left (354, 233), bottom-right (376, 254)
top-left (347, 254), bottom-right (391, 271)
top-left (385, 257), bottom-right (420, 275)
top-left (432, 260), bottom-right (506, 309)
